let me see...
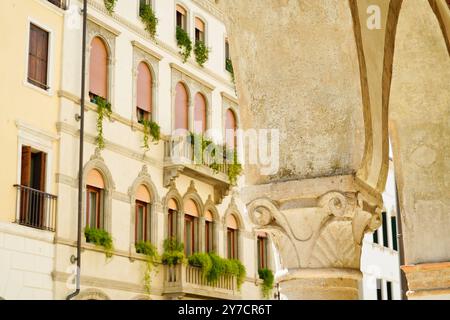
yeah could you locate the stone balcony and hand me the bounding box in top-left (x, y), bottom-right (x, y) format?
top-left (163, 264), bottom-right (241, 300)
top-left (163, 136), bottom-right (231, 204)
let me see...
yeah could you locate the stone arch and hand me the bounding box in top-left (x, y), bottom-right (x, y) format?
top-left (82, 150), bottom-right (115, 233)
top-left (75, 288), bottom-right (111, 300)
top-left (222, 198), bottom-right (245, 259)
top-left (128, 166), bottom-right (161, 248)
top-left (173, 81), bottom-right (191, 132)
top-left (163, 183), bottom-right (184, 241)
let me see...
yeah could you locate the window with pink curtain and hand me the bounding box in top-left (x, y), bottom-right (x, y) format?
top-left (225, 109), bottom-right (237, 149)
top-left (193, 93), bottom-right (206, 134)
top-left (175, 82), bottom-right (189, 131)
top-left (136, 62), bottom-right (152, 122)
top-left (89, 37), bottom-right (108, 100)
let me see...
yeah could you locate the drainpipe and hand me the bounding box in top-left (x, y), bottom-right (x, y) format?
top-left (67, 0), bottom-right (88, 300)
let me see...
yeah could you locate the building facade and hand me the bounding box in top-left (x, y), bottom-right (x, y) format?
top-left (0, 0), bottom-right (277, 300)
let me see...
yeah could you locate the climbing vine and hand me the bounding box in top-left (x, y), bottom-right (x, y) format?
top-left (139, 3), bottom-right (158, 39)
top-left (226, 148), bottom-right (242, 186)
top-left (194, 41), bottom-right (210, 67)
top-left (104, 0), bottom-right (117, 15)
top-left (141, 119), bottom-right (161, 151)
top-left (258, 268), bottom-right (274, 299)
top-left (93, 96), bottom-right (112, 150)
top-left (135, 241), bottom-right (159, 294)
top-left (176, 26), bottom-right (192, 63)
top-left (226, 58), bottom-right (235, 83)
top-left (84, 227), bottom-right (114, 258)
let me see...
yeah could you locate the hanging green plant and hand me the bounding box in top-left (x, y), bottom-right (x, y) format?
top-left (176, 26), bottom-right (192, 63)
top-left (226, 149), bottom-right (242, 185)
top-left (139, 3), bottom-right (158, 39)
top-left (226, 58), bottom-right (235, 83)
top-left (104, 0), bottom-right (117, 15)
top-left (194, 41), bottom-right (210, 67)
top-left (84, 227), bottom-right (114, 258)
top-left (161, 238), bottom-right (185, 266)
top-left (141, 119), bottom-right (161, 150)
top-left (188, 253), bottom-right (213, 279)
top-left (93, 96), bottom-right (112, 150)
top-left (258, 268), bottom-right (274, 299)
top-left (135, 241), bottom-right (159, 294)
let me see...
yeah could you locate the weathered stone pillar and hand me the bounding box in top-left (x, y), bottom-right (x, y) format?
top-left (243, 175), bottom-right (382, 300)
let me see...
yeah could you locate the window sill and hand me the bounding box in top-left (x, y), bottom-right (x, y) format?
top-left (23, 80), bottom-right (54, 97)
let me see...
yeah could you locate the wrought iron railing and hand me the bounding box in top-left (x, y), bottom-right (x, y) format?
top-left (14, 185), bottom-right (57, 232)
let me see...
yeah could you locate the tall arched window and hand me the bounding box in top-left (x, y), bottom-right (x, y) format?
top-left (176, 4), bottom-right (187, 31)
top-left (135, 185), bottom-right (152, 243)
top-left (136, 62), bottom-right (153, 123)
top-left (89, 37), bottom-right (109, 101)
top-left (193, 93), bottom-right (206, 134)
top-left (175, 82), bottom-right (189, 131)
top-left (225, 109), bottom-right (237, 150)
top-left (204, 210), bottom-right (214, 253)
top-left (195, 17), bottom-right (205, 43)
top-left (167, 198), bottom-right (178, 239)
top-left (86, 169), bottom-right (105, 229)
top-left (184, 198), bottom-right (199, 256)
top-left (226, 214), bottom-right (238, 259)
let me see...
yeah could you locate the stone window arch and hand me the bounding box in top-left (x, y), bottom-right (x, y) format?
top-left (182, 182), bottom-right (204, 256)
top-left (174, 81), bottom-right (190, 132)
top-left (89, 36), bottom-right (109, 102)
top-left (128, 166), bottom-right (160, 251)
top-left (203, 195), bottom-right (219, 253)
top-left (224, 108), bottom-right (238, 151)
top-left (75, 288), bottom-right (111, 300)
top-left (193, 92), bottom-right (208, 134)
top-left (136, 61), bottom-right (154, 123)
top-left (163, 183), bottom-right (183, 241)
top-left (82, 151), bottom-right (115, 234)
top-left (223, 199), bottom-right (245, 260)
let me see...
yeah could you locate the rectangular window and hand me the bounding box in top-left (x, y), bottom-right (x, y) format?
top-left (47, 0), bottom-right (65, 8)
top-left (376, 279), bottom-right (383, 300)
top-left (227, 228), bottom-right (237, 259)
top-left (176, 6), bottom-right (187, 30)
top-left (137, 108), bottom-right (150, 123)
top-left (205, 221), bottom-right (213, 253)
top-left (86, 186), bottom-right (102, 229)
top-left (136, 201), bottom-right (149, 243)
top-left (257, 236), bottom-right (268, 270)
top-left (382, 212), bottom-right (389, 248)
top-left (168, 209), bottom-right (177, 239)
top-left (391, 216), bottom-right (398, 251)
top-left (28, 24), bottom-right (49, 90)
top-left (386, 281), bottom-right (393, 300)
top-left (184, 215), bottom-right (197, 256)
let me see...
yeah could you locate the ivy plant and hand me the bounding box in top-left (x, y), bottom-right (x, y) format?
top-left (226, 58), bottom-right (235, 83)
top-left (258, 268), bottom-right (275, 299)
top-left (226, 149), bottom-right (242, 185)
top-left (187, 252), bottom-right (247, 290)
top-left (176, 26), bottom-right (192, 63)
top-left (141, 119), bottom-right (161, 151)
top-left (93, 96), bottom-right (112, 150)
top-left (135, 241), bottom-right (159, 294)
top-left (194, 41), bottom-right (210, 67)
top-left (140, 3), bottom-right (158, 39)
top-left (161, 238), bottom-right (185, 266)
top-left (104, 0), bottom-right (117, 15)
top-left (84, 227), bottom-right (114, 258)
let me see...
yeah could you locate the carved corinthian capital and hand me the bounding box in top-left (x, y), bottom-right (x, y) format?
top-left (246, 178), bottom-right (382, 271)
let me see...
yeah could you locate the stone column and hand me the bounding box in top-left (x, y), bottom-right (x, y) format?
top-left (243, 175), bottom-right (382, 300)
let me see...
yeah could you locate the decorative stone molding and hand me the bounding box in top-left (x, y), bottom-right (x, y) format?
top-left (75, 288), bottom-right (111, 300)
top-left (401, 262), bottom-right (450, 299)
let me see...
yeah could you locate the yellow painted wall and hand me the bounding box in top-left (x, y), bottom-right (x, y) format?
top-left (0, 0), bottom-right (63, 222)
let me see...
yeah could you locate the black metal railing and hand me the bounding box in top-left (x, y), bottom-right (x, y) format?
top-left (14, 185), bottom-right (57, 232)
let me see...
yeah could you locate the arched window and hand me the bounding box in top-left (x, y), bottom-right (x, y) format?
top-left (195, 17), bottom-right (205, 43)
top-left (136, 62), bottom-right (153, 123)
top-left (204, 210), bottom-right (214, 253)
top-left (225, 109), bottom-right (237, 150)
top-left (257, 232), bottom-right (269, 270)
top-left (193, 93), bottom-right (206, 134)
top-left (184, 198), bottom-right (199, 256)
top-left (176, 4), bottom-right (187, 30)
top-left (89, 37), bottom-right (109, 101)
top-left (167, 198), bottom-right (178, 239)
top-left (226, 214), bottom-right (238, 259)
top-left (135, 185), bottom-right (151, 243)
top-left (175, 82), bottom-right (189, 131)
top-left (86, 169), bottom-right (105, 229)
